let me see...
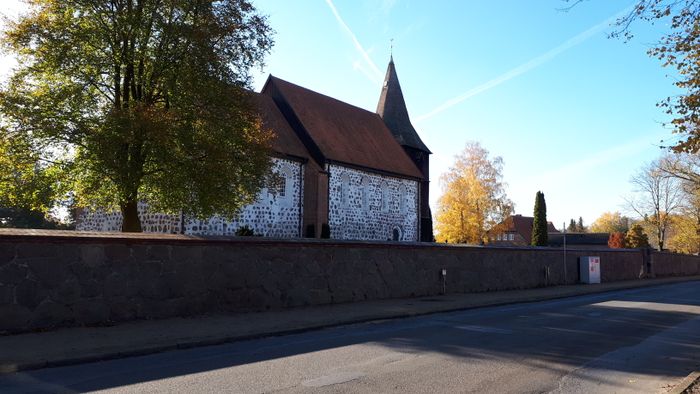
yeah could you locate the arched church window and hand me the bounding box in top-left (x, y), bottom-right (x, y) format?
top-left (392, 226), bottom-right (402, 241)
top-left (381, 181), bottom-right (390, 212)
top-left (361, 176), bottom-right (370, 211)
top-left (280, 165), bottom-right (294, 206)
top-left (340, 173), bottom-right (350, 207)
top-left (399, 184), bottom-right (407, 214)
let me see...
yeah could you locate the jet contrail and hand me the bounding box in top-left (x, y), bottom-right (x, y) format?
top-left (415, 7), bottom-right (631, 123)
top-left (325, 0), bottom-right (383, 83)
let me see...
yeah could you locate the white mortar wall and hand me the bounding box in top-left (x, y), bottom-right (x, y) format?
top-left (76, 157), bottom-right (304, 237)
top-left (327, 164), bottom-right (419, 241)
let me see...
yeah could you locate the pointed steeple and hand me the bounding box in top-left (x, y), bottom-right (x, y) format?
top-left (376, 58), bottom-right (431, 153)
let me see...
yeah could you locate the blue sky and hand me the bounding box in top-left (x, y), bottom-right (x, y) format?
top-left (0, 1), bottom-right (680, 229)
top-left (248, 0), bottom-right (679, 229)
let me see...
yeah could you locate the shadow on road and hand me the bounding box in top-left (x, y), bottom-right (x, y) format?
top-left (2, 282), bottom-right (700, 392)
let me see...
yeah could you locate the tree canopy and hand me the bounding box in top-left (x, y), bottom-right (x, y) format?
top-left (626, 157), bottom-right (683, 250)
top-left (563, 0), bottom-right (700, 152)
top-left (590, 211), bottom-right (631, 233)
top-left (625, 223), bottom-right (651, 248)
top-left (608, 231), bottom-right (627, 248)
top-left (435, 142), bottom-right (513, 244)
top-left (0, 0), bottom-right (274, 231)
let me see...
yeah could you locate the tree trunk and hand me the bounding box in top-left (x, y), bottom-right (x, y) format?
top-left (121, 200), bottom-right (142, 232)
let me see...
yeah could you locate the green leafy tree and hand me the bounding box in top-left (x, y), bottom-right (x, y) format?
top-left (0, 207), bottom-right (72, 229)
top-left (625, 223), bottom-right (651, 249)
top-left (0, 0), bottom-right (274, 232)
top-left (531, 191), bottom-right (548, 246)
top-left (567, 218), bottom-right (577, 233)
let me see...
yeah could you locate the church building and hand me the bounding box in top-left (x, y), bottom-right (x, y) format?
top-left (77, 59), bottom-right (434, 242)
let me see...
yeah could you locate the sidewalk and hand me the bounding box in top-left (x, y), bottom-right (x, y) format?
top-left (1, 276), bottom-right (698, 374)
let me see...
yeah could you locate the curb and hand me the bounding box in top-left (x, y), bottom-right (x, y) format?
top-left (670, 371), bottom-right (700, 394)
top-left (1, 276), bottom-right (699, 374)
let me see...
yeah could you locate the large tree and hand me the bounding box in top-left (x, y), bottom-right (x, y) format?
top-left (531, 191), bottom-right (548, 246)
top-left (435, 142), bottom-right (513, 244)
top-left (662, 153), bottom-right (700, 253)
top-left (0, 0), bottom-right (274, 232)
top-left (625, 223), bottom-right (651, 248)
top-left (625, 157), bottom-right (683, 250)
top-left (590, 211), bottom-right (631, 233)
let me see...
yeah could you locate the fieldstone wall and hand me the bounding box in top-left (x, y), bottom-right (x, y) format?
top-left (0, 231), bottom-right (698, 334)
top-left (327, 164), bottom-right (419, 241)
top-left (75, 158), bottom-right (304, 237)
top-left (653, 252), bottom-right (700, 277)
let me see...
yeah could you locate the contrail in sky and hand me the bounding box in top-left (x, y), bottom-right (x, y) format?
top-left (325, 0), bottom-right (383, 83)
top-left (415, 7), bottom-right (631, 123)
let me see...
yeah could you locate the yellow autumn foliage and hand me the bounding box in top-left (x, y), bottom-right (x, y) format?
top-left (435, 142), bottom-right (512, 244)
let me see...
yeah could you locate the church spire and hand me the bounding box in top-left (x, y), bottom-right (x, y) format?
top-left (376, 57), bottom-right (430, 153)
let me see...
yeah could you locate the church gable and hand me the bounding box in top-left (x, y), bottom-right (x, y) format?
top-left (262, 76), bottom-right (422, 180)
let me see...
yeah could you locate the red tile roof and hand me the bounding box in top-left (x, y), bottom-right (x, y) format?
top-left (262, 76), bottom-right (422, 179)
top-left (505, 215), bottom-right (559, 244)
top-left (251, 92), bottom-right (310, 161)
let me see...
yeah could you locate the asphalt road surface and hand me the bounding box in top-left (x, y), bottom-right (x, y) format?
top-left (2, 281), bottom-right (700, 393)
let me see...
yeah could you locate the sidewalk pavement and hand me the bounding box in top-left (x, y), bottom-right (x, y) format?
top-left (1, 276), bottom-right (699, 374)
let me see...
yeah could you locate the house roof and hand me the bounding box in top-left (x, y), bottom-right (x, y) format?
top-left (548, 233), bottom-right (610, 247)
top-left (251, 92), bottom-right (310, 160)
top-left (503, 214), bottom-right (559, 243)
top-left (262, 75), bottom-right (423, 179)
top-left (376, 58), bottom-right (431, 153)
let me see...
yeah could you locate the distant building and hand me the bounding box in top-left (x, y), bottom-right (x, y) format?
top-left (77, 58), bottom-right (434, 242)
top-left (548, 233), bottom-right (610, 249)
top-left (488, 214), bottom-right (559, 246)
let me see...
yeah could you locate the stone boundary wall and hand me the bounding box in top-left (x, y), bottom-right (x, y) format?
top-left (0, 230), bottom-right (698, 334)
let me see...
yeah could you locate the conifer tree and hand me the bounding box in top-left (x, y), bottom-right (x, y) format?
top-left (531, 191), bottom-right (548, 246)
top-left (626, 224), bottom-right (651, 249)
top-left (577, 216), bottom-right (586, 233)
top-left (567, 219), bottom-right (577, 233)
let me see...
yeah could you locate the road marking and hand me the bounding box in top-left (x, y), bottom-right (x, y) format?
top-left (302, 371), bottom-right (366, 387)
top-left (453, 325), bottom-right (513, 334)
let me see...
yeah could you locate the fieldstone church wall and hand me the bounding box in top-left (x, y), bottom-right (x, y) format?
top-left (76, 158), bottom-right (304, 237)
top-left (327, 164), bottom-right (419, 241)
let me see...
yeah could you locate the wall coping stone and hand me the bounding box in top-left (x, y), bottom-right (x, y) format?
top-left (0, 228), bottom-right (660, 254)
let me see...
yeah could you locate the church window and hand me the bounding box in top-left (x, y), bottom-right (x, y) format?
top-left (398, 184), bottom-right (407, 214)
top-left (381, 181), bottom-right (390, 212)
top-left (340, 173), bottom-right (350, 207)
top-left (279, 165), bottom-right (294, 206)
top-left (361, 176), bottom-right (370, 211)
top-left (392, 226), bottom-right (402, 241)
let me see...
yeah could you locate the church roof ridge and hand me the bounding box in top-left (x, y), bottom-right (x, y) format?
top-left (262, 75), bottom-right (423, 179)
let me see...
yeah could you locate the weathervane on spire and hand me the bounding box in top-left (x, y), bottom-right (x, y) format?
top-left (390, 38), bottom-right (394, 62)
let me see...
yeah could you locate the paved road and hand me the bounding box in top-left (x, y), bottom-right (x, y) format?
top-left (1, 281), bottom-right (699, 393)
